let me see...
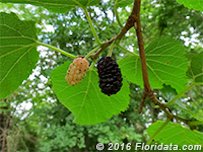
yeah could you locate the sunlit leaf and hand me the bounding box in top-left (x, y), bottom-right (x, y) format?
top-left (176, 0), bottom-right (203, 11)
top-left (147, 120), bottom-right (203, 145)
top-left (119, 37), bottom-right (188, 93)
top-left (0, 12), bottom-right (38, 99)
top-left (0, 0), bottom-right (100, 12)
top-left (51, 61), bottom-right (130, 125)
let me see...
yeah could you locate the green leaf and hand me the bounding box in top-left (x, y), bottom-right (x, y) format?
top-left (188, 52), bottom-right (203, 82)
top-left (0, 0), bottom-right (100, 12)
top-left (51, 61), bottom-right (130, 125)
top-left (0, 12), bottom-right (38, 99)
top-left (119, 37), bottom-right (188, 93)
top-left (176, 0), bottom-right (203, 11)
top-left (147, 120), bottom-right (203, 146)
top-left (116, 0), bottom-right (133, 8)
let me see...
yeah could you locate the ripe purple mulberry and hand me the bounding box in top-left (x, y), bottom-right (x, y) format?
top-left (97, 57), bottom-right (123, 96)
top-left (65, 57), bottom-right (89, 85)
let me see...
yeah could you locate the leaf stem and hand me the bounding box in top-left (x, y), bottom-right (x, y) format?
top-left (72, 0), bottom-right (84, 8)
top-left (107, 42), bottom-right (115, 57)
top-left (114, 0), bottom-right (123, 27)
top-left (89, 61), bottom-right (96, 71)
top-left (83, 8), bottom-right (101, 45)
top-left (36, 41), bottom-right (76, 59)
top-left (85, 46), bottom-right (100, 59)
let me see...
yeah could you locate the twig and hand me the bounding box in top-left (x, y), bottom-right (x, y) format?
top-left (150, 94), bottom-right (173, 119)
top-left (133, 0), bottom-right (151, 93)
top-left (91, 3), bottom-right (137, 60)
top-left (133, 0), bottom-right (153, 113)
top-left (114, 0), bottom-right (123, 27)
top-left (139, 91), bottom-right (147, 113)
top-left (149, 92), bottom-right (195, 125)
top-left (85, 46), bottom-right (100, 58)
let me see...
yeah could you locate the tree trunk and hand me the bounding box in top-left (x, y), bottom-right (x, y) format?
top-left (0, 100), bottom-right (10, 152)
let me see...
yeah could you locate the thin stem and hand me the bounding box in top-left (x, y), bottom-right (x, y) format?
top-left (36, 41), bottom-right (76, 59)
top-left (83, 8), bottom-right (101, 45)
top-left (114, 0), bottom-right (123, 27)
top-left (107, 42), bottom-right (115, 57)
top-left (85, 46), bottom-right (100, 59)
top-left (72, 0), bottom-right (84, 8)
top-left (89, 62), bottom-right (95, 70)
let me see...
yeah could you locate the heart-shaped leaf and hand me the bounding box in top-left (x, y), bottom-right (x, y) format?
top-left (0, 12), bottom-right (38, 99)
top-left (51, 61), bottom-right (130, 125)
top-left (119, 37), bottom-right (188, 93)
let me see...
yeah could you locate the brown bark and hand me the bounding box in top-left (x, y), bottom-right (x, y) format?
top-left (0, 100), bottom-right (10, 152)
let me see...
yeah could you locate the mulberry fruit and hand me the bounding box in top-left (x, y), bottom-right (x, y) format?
top-left (65, 57), bottom-right (89, 85)
top-left (97, 57), bottom-right (123, 96)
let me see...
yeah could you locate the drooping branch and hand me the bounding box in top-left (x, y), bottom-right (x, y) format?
top-left (133, 0), bottom-right (174, 117)
top-left (133, 0), bottom-right (151, 93)
top-left (133, 0), bottom-right (153, 113)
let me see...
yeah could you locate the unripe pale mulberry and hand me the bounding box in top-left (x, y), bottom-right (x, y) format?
top-left (65, 57), bottom-right (89, 85)
top-left (97, 57), bottom-right (123, 96)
